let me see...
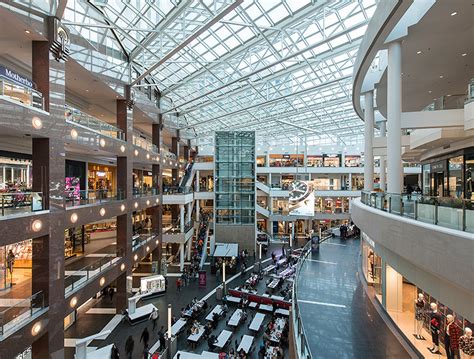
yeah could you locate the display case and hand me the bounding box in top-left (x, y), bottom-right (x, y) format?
top-left (140, 274), bottom-right (166, 298)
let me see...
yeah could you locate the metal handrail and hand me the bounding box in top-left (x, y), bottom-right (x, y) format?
top-left (0, 291), bottom-right (45, 336)
top-left (0, 191), bottom-right (44, 216)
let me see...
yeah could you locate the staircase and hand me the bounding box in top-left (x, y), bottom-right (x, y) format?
top-left (178, 162), bottom-right (195, 191)
top-left (256, 203), bottom-right (270, 217)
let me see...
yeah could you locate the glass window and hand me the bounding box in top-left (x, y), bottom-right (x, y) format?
top-left (422, 164), bottom-right (430, 196)
top-left (465, 154), bottom-right (474, 200)
top-left (448, 156), bottom-right (463, 198)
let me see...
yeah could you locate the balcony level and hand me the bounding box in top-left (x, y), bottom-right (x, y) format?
top-left (351, 196), bottom-right (473, 320)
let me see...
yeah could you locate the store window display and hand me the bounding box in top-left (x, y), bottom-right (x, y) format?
top-left (307, 156), bottom-right (323, 167)
top-left (414, 293), bottom-right (426, 340)
top-left (88, 163), bottom-right (116, 197)
top-left (460, 327), bottom-right (474, 358)
top-left (446, 314), bottom-right (462, 359)
top-left (0, 239), bottom-right (32, 290)
top-left (344, 155), bottom-right (361, 167)
top-left (429, 302), bottom-right (442, 354)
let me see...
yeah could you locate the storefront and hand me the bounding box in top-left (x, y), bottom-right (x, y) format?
top-left (315, 197), bottom-right (349, 213)
top-left (421, 147), bottom-right (474, 199)
top-left (323, 154), bottom-right (341, 167)
top-left (361, 234), bottom-right (473, 357)
top-left (88, 163), bottom-right (116, 194)
top-left (0, 65), bottom-right (43, 109)
top-left (0, 239), bottom-right (32, 290)
top-left (0, 153), bottom-right (32, 190)
top-left (311, 177), bottom-right (341, 191)
top-left (269, 154), bottom-right (304, 167)
top-left (344, 155), bottom-right (361, 167)
top-left (133, 169), bottom-right (153, 193)
top-left (307, 155), bottom-right (323, 167)
top-left (256, 156), bottom-right (266, 167)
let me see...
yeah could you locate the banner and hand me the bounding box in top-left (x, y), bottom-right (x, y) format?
top-left (288, 180), bottom-right (314, 216)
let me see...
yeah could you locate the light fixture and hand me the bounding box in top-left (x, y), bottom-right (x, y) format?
top-left (32, 117), bottom-right (43, 129)
top-left (120, 204), bottom-right (126, 211)
top-left (25, 30), bottom-right (30, 34)
top-left (439, 75), bottom-right (444, 78)
top-left (31, 220), bottom-right (42, 232)
top-left (416, 50), bottom-right (422, 54)
top-left (99, 277), bottom-right (106, 286)
top-left (85, 89), bottom-right (89, 92)
top-left (134, 254), bottom-right (138, 261)
top-left (134, 149), bottom-right (139, 156)
top-left (155, 239), bottom-right (159, 245)
top-left (70, 129), bottom-right (78, 139)
top-left (155, 198), bottom-right (159, 204)
top-left (120, 263), bottom-right (125, 271)
top-left (120, 145), bottom-right (126, 153)
top-left (428, 90), bottom-right (432, 94)
top-left (146, 153), bottom-right (150, 159)
top-left (134, 202), bottom-right (138, 208)
top-left (146, 246), bottom-right (150, 252)
top-left (70, 213), bottom-right (78, 223)
top-left (146, 200), bottom-right (150, 205)
top-left (450, 11), bottom-right (457, 16)
top-left (99, 138), bottom-right (106, 147)
top-left (70, 297), bottom-right (78, 308)
top-left (99, 208), bottom-right (106, 216)
top-left (462, 53), bottom-right (467, 57)
top-left (31, 322), bottom-right (42, 336)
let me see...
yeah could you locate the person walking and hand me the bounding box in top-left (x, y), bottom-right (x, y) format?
top-left (108, 286), bottom-right (114, 302)
top-left (140, 327), bottom-right (150, 350)
top-left (125, 335), bottom-right (134, 359)
top-left (149, 308), bottom-right (159, 331)
top-left (158, 326), bottom-right (166, 350)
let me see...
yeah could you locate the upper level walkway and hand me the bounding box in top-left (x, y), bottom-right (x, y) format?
top-left (296, 237), bottom-right (412, 358)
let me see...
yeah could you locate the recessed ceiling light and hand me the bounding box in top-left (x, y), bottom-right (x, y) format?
top-left (461, 53), bottom-right (467, 57)
top-left (439, 75), bottom-right (444, 79)
top-left (428, 90), bottom-right (432, 94)
top-left (450, 11), bottom-right (457, 16)
top-left (416, 51), bottom-right (422, 54)
top-left (25, 30), bottom-right (30, 34)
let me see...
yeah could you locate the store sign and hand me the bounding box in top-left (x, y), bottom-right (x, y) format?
top-left (199, 270), bottom-right (207, 287)
top-left (289, 180), bottom-right (315, 216)
top-left (0, 66), bottom-right (33, 88)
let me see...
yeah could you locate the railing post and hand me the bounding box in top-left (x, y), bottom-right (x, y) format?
top-left (462, 200), bottom-right (466, 231)
top-left (2, 196), bottom-right (4, 216)
top-left (388, 196), bottom-right (392, 213)
top-left (400, 197), bottom-right (404, 216)
top-left (434, 201), bottom-right (438, 225)
top-left (414, 200), bottom-right (418, 220)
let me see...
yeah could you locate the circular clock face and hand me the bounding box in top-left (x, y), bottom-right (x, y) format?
top-left (289, 181), bottom-right (311, 203)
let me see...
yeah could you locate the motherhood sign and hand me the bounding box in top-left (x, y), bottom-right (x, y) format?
top-left (0, 66), bottom-right (34, 88)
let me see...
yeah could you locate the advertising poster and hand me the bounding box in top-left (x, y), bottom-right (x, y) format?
top-left (199, 270), bottom-right (207, 287)
top-left (289, 180), bottom-right (314, 216)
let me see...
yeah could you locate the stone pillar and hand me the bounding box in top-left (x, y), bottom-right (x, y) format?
top-left (183, 142), bottom-right (189, 162)
top-left (31, 34), bottom-right (67, 358)
top-left (151, 119), bottom-right (163, 271)
top-left (196, 200), bottom-right (200, 222)
top-left (196, 170), bottom-right (200, 191)
top-left (180, 205), bottom-right (185, 232)
top-left (387, 41), bottom-right (402, 193)
top-left (363, 91), bottom-right (374, 191)
top-left (379, 120), bottom-right (387, 192)
top-left (187, 202), bottom-right (192, 224)
top-left (179, 243), bottom-right (185, 271)
top-left (115, 92), bottom-right (133, 313)
top-left (171, 133), bottom-right (179, 186)
top-left (186, 238), bottom-right (192, 261)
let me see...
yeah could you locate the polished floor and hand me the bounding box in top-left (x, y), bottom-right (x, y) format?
top-left (297, 237), bottom-right (411, 359)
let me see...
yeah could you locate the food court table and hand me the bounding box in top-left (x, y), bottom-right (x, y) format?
top-left (237, 335), bottom-right (254, 353)
top-left (249, 313), bottom-right (265, 331)
top-left (228, 309), bottom-right (243, 327)
top-left (205, 305), bottom-right (223, 321)
top-left (214, 329), bottom-right (233, 349)
top-left (168, 318), bottom-right (187, 336)
top-left (187, 325), bottom-right (206, 343)
top-left (275, 308), bottom-right (290, 316)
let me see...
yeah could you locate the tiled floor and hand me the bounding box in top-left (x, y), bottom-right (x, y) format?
top-left (296, 237), bottom-right (411, 359)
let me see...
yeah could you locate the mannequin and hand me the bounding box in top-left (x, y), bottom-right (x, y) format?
top-left (445, 314), bottom-right (461, 359)
top-left (428, 303), bottom-right (442, 354)
top-left (414, 293), bottom-right (425, 339)
top-left (460, 327), bottom-right (474, 359)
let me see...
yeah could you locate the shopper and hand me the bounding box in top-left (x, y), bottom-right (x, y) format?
top-left (149, 308), bottom-right (159, 331)
top-left (158, 326), bottom-right (166, 350)
top-left (111, 344), bottom-right (120, 359)
top-left (125, 335), bottom-right (134, 359)
top-left (108, 286), bottom-right (114, 302)
top-left (140, 327), bottom-right (150, 349)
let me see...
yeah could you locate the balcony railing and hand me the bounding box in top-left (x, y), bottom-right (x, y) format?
top-left (64, 253), bottom-right (122, 295)
top-left (163, 186), bottom-right (193, 194)
top-left (0, 78), bottom-right (44, 110)
top-left (164, 219), bottom-right (194, 234)
top-left (132, 230), bottom-right (158, 252)
top-left (65, 189), bottom-right (125, 207)
top-left (65, 105), bottom-right (126, 141)
top-left (133, 187), bottom-right (159, 197)
top-left (0, 291), bottom-right (45, 336)
top-left (132, 132), bottom-right (158, 153)
top-left (0, 191), bottom-right (44, 217)
top-left (361, 191), bottom-right (474, 233)
top-left (292, 240), bottom-right (313, 359)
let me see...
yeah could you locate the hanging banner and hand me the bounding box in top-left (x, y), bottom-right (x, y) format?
top-left (289, 180), bottom-right (314, 216)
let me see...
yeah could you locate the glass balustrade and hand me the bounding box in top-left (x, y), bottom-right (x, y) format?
top-left (65, 105), bottom-right (126, 141)
top-left (0, 192), bottom-right (44, 217)
top-left (361, 191), bottom-right (473, 233)
top-left (0, 78), bottom-right (44, 110)
top-left (64, 189), bottom-right (125, 207)
top-left (0, 291), bottom-right (45, 336)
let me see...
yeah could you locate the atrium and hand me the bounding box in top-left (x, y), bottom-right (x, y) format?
top-left (0, 0), bottom-right (472, 358)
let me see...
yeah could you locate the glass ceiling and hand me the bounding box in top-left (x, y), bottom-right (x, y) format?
top-left (63, 0), bottom-right (377, 146)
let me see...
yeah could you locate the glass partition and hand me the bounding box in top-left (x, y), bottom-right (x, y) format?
top-left (0, 78), bottom-right (44, 110)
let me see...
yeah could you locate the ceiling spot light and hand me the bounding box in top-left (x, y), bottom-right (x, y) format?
top-left (99, 277), bottom-right (106, 286)
top-left (134, 149), bottom-right (139, 156)
top-left (134, 254), bottom-right (138, 261)
top-left (25, 30), bottom-right (30, 34)
top-left (146, 153), bottom-right (150, 159)
top-left (146, 246), bottom-right (150, 252)
top-left (70, 129), bottom-right (78, 139)
top-left (416, 50), bottom-right (422, 54)
top-left (450, 11), bottom-right (457, 16)
top-left (428, 90), bottom-right (432, 94)
top-left (155, 198), bottom-right (159, 204)
top-left (32, 117), bottom-right (43, 129)
top-left (99, 208), bottom-right (106, 216)
top-left (120, 263), bottom-right (125, 271)
top-left (32, 220), bottom-right (42, 232)
top-left (146, 200), bottom-right (150, 205)
top-left (85, 89), bottom-right (89, 92)
top-left (99, 138), bottom-right (106, 147)
top-left (120, 145), bottom-right (126, 153)
top-left (439, 75), bottom-right (444, 78)
top-left (461, 53), bottom-right (467, 57)
top-left (120, 204), bottom-right (126, 211)
top-left (70, 213), bottom-right (78, 223)
top-left (31, 322), bottom-right (42, 336)
top-left (70, 297), bottom-right (78, 308)
top-left (134, 202), bottom-right (138, 208)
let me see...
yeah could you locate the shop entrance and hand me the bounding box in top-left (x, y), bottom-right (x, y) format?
top-left (432, 172), bottom-right (444, 197)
